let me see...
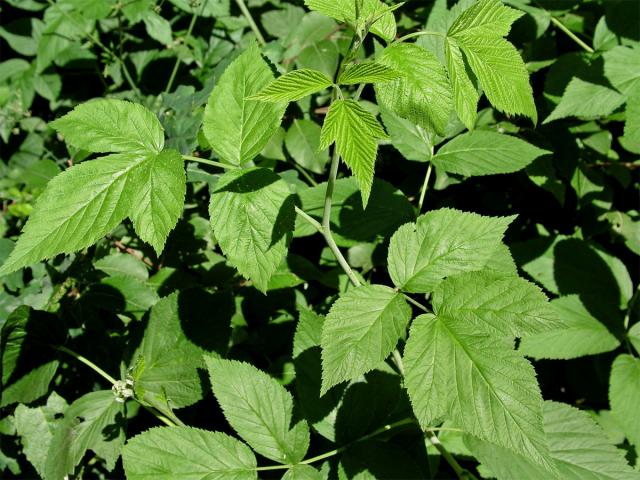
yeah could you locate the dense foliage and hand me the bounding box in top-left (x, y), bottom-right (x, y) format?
top-left (0, 0), bottom-right (639, 478)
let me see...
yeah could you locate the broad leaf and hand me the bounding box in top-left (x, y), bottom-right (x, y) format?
top-left (520, 295), bottom-right (620, 359)
top-left (0, 150), bottom-right (185, 274)
top-left (379, 107), bottom-right (433, 162)
top-left (432, 130), bottom-right (550, 176)
top-left (387, 208), bottom-right (515, 293)
top-left (544, 77), bottom-right (625, 123)
top-left (610, 354), bottom-right (640, 448)
top-left (320, 99), bottom-right (387, 207)
top-left (375, 43), bottom-right (452, 136)
top-left (209, 168), bottom-right (295, 293)
top-left (444, 38), bottom-right (479, 130)
top-left (448, 0), bottom-right (523, 38)
top-left (467, 401), bottom-right (640, 480)
top-left (50, 99), bottom-right (164, 154)
top-left (94, 253), bottom-right (149, 281)
top-left (404, 313), bottom-right (553, 471)
top-left (338, 62), bottom-right (402, 85)
top-left (203, 43), bottom-right (286, 166)
top-left (206, 357), bottom-right (310, 464)
top-left (285, 119), bottom-right (329, 174)
top-left (621, 88), bottom-right (640, 154)
top-left (320, 284), bottom-right (411, 394)
top-left (123, 427), bottom-right (257, 480)
top-left (603, 45), bottom-right (640, 96)
top-left (251, 68), bottom-right (333, 102)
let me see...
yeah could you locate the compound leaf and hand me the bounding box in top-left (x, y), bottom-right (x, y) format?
top-left (203, 42), bottom-right (286, 166)
top-left (209, 168), bottom-right (295, 293)
top-left (250, 69), bottom-right (333, 102)
top-left (205, 357), bottom-right (310, 464)
top-left (123, 427), bottom-right (257, 480)
top-left (610, 354), bottom-right (640, 448)
top-left (448, 0), bottom-right (523, 39)
top-left (320, 284), bottom-right (411, 394)
top-left (444, 38), bottom-right (479, 131)
top-left (338, 62), bottom-right (402, 85)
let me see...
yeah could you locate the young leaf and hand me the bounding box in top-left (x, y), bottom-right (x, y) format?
top-left (209, 168), bottom-right (295, 293)
top-left (319, 99), bottom-right (387, 207)
top-left (610, 354), bottom-right (640, 448)
top-left (320, 284), bottom-right (411, 394)
top-left (519, 295), bottom-right (620, 360)
top-left (375, 43), bottom-right (452, 136)
top-left (250, 69), bottom-right (333, 102)
top-left (123, 427), bottom-right (257, 480)
top-left (466, 401), bottom-right (640, 480)
top-left (387, 208), bottom-right (515, 293)
top-left (404, 313), bottom-right (553, 472)
top-left (432, 130), bottom-right (550, 176)
top-left (338, 62), bottom-right (402, 85)
top-left (0, 150), bottom-right (185, 274)
top-left (444, 38), bottom-right (479, 130)
top-left (205, 357), bottom-right (310, 464)
top-left (203, 43), bottom-right (286, 166)
top-left (50, 99), bottom-right (164, 154)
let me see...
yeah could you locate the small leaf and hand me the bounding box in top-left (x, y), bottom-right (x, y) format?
top-left (250, 68), bottom-right (333, 102)
top-left (444, 38), bottom-right (479, 131)
top-left (610, 354), bottom-right (640, 448)
top-left (282, 464), bottom-right (323, 480)
top-left (320, 99), bottom-right (387, 207)
top-left (209, 168), bottom-right (295, 293)
top-left (387, 208), bottom-right (515, 293)
top-left (50, 99), bottom-right (164, 154)
top-left (123, 427), bottom-right (257, 480)
top-left (205, 357), bottom-right (310, 464)
top-left (320, 284), bottom-right (411, 394)
top-left (203, 43), bottom-right (286, 165)
top-left (432, 130), bottom-right (550, 176)
top-left (338, 62), bottom-right (402, 85)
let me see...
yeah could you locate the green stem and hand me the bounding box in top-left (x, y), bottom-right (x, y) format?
top-left (417, 162), bottom-right (433, 213)
top-left (295, 206), bottom-right (323, 232)
top-left (403, 293), bottom-right (431, 313)
top-left (182, 155), bottom-right (239, 169)
top-left (55, 345), bottom-right (117, 385)
top-left (165, 1), bottom-right (204, 94)
top-left (549, 16), bottom-right (594, 53)
top-left (394, 30), bottom-right (445, 44)
top-left (426, 430), bottom-right (477, 480)
top-left (234, 0), bottom-right (266, 46)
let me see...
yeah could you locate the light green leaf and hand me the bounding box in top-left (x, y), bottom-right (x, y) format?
top-left (610, 354), bottom-right (640, 448)
top-left (544, 77), bottom-right (626, 123)
top-left (520, 295), bottom-right (620, 359)
top-left (0, 150), bottom-right (185, 274)
top-left (338, 62), bottom-right (402, 85)
top-left (603, 45), bottom-right (640, 96)
top-left (282, 464), bottom-right (323, 480)
top-left (205, 357), bottom-right (310, 464)
top-left (94, 253), bottom-right (149, 280)
top-left (629, 322), bottom-right (640, 355)
top-left (448, 0), bottom-right (523, 39)
top-left (467, 401), bottom-right (639, 480)
top-left (621, 89), bottom-right (640, 154)
top-left (209, 168), bottom-right (295, 293)
top-left (432, 130), bottom-right (550, 176)
top-left (432, 270), bottom-right (560, 338)
top-left (250, 69), bottom-right (333, 102)
top-left (203, 43), bottom-right (286, 166)
top-left (379, 107), bottom-right (433, 162)
top-left (387, 208), bottom-right (515, 293)
top-left (319, 99), bottom-right (387, 207)
top-left (142, 11), bottom-right (172, 46)
top-left (445, 38), bottom-right (479, 130)
top-left (50, 99), bottom-right (164, 154)
top-left (123, 427), bottom-right (257, 480)
top-left (375, 43), bottom-right (452, 136)
top-left (404, 313), bottom-right (553, 471)
top-left (304, 0), bottom-right (397, 41)
top-left (320, 284), bottom-right (411, 394)
top-left (285, 119), bottom-right (329, 174)
top-left (45, 390), bottom-right (125, 478)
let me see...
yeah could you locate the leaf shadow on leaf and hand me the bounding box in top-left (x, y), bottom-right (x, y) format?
top-left (101, 411), bottom-right (126, 442)
top-left (340, 439), bottom-right (426, 479)
top-left (176, 288), bottom-right (233, 354)
top-left (271, 193), bottom-right (298, 249)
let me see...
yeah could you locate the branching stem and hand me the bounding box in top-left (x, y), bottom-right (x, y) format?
top-left (549, 16), bottom-right (594, 53)
top-left (418, 162), bottom-right (433, 213)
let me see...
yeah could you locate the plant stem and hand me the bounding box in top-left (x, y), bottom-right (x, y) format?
top-left (549, 16), bottom-right (594, 53)
top-left (426, 430), bottom-right (477, 480)
top-left (417, 162), bottom-right (433, 213)
top-left (182, 155), bottom-right (239, 169)
top-left (394, 30), bottom-right (445, 44)
top-left (403, 293), bottom-right (431, 313)
top-left (392, 349), bottom-right (405, 376)
top-left (295, 206), bottom-right (323, 232)
top-left (234, 0), bottom-right (266, 46)
top-left (55, 345), bottom-right (117, 385)
top-left (165, 4), bottom-right (202, 94)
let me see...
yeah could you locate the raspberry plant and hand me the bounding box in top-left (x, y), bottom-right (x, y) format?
top-left (1, 0), bottom-right (638, 478)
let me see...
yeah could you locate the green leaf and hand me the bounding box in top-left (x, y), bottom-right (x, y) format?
top-left (629, 322), bottom-right (640, 355)
top-left (319, 99), bottom-right (387, 207)
top-left (285, 119), bottom-right (329, 174)
top-left (209, 168), bottom-right (295, 293)
top-left (387, 208), bottom-right (515, 293)
top-left (282, 464), bottom-right (323, 480)
top-left (375, 43), bottom-right (452, 136)
top-left (603, 45), bottom-right (640, 96)
top-left (50, 99), bottom-right (164, 154)
top-left (205, 357), bottom-right (310, 464)
top-left (404, 313), bottom-right (553, 471)
top-left (520, 295), bottom-right (620, 360)
top-left (304, 0), bottom-right (397, 41)
top-left (444, 38), bottom-right (479, 131)
top-left (379, 107), bottom-right (433, 162)
top-left (0, 150), bottom-right (185, 274)
top-left (432, 130), bottom-right (550, 176)
top-left (466, 401), bottom-right (639, 480)
top-left (94, 253), bottom-right (149, 281)
top-left (320, 284), bottom-right (411, 394)
top-left (123, 427), bottom-right (257, 480)
top-left (610, 354), bottom-right (640, 448)
top-left (448, 0), bottom-right (523, 39)
top-left (544, 77), bottom-right (626, 123)
top-left (203, 43), bottom-right (286, 166)
top-left (621, 88), bottom-right (640, 154)
top-left (338, 62), bottom-right (402, 85)
top-left (250, 69), bottom-right (333, 102)
top-left (45, 390), bottom-right (125, 478)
